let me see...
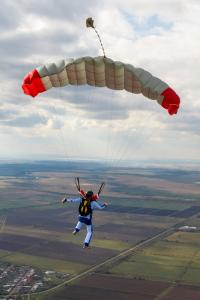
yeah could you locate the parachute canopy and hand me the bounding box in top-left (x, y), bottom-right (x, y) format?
top-left (22, 56), bottom-right (180, 115)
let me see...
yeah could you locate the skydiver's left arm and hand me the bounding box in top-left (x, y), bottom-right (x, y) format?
top-left (91, 201), bottom-right (107, 210)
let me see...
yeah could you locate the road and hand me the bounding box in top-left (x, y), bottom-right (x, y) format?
top-left (22, 225), bottom-right (175, 299)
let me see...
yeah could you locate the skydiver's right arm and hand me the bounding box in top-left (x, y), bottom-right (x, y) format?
top-left (62, 197), bottom-right (81, 204)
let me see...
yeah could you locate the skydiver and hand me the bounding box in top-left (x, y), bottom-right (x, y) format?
top-left (62, 184), bottom-right (108, 249)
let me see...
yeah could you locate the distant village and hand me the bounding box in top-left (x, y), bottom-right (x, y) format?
top-left (0, 263), bottom-right (70, 298)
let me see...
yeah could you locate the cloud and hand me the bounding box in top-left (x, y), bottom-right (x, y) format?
top-left (0, 111), bottom-right (15, 121)
top-left (0, 0), bottom-right (200, 160)
top-left (0, 2), bottom-right (22, 33)
top-left (0, 113), bottom-right (47, 128)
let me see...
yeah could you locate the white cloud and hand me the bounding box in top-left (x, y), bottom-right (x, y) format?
top-left (0, 0), bottom-right (200, 161)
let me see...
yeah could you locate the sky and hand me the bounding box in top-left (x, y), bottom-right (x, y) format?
top-left (0, 0), bottom-right (200, 164)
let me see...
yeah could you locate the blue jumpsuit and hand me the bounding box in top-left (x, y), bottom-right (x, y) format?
top-left (67, 197), bottom-right (106, 247)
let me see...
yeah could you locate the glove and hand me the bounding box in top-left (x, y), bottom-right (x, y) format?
top-left (62, 197), bottom-right (67, 204)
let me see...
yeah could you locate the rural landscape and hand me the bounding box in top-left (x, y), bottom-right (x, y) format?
top-left (1, 0), bottom-right (200, 299)
top-left (1, 160), bottom-right (200, 299)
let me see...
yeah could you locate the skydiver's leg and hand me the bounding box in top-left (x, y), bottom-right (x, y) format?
top-left (83, 225), bottom-right (93, 248)
top-left (73, 221), bottom-right (83, 235)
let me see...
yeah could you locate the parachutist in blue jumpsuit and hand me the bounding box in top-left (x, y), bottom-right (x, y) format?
top-left (62, 191), bottom-right (107, 248)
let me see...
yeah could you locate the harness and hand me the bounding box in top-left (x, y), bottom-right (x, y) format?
top-left (79, 198), bottom-right (92, 216)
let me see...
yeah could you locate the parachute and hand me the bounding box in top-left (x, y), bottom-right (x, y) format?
top-left (22, 56), bottom-right (180, 115)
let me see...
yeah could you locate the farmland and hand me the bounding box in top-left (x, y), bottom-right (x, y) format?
top-left (109, 232), bottom-right (200, 284)
top-left (1, 160), bottom-right (200, 299)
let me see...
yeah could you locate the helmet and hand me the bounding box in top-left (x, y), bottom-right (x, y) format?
top-left (86, 190), bottom-right (93, 198)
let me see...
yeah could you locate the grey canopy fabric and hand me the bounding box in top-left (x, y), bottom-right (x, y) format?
top-left (37, 56), bottom-right (168, 104)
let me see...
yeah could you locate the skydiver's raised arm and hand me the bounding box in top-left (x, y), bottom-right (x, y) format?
top-left (67, 197), bottom-right (82, 203)
top-left (62, 197), bottom-right (81, 204)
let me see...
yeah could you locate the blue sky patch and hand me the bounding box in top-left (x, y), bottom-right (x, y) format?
top-left (122, 11), bottom-right (173, 36)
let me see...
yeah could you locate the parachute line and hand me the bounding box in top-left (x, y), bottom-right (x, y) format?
top-left (93, 26), bottom-right (106, 58)
top-left (75, 177), bottom-right (80, 192)
top-left (86, 17), bottom-right (106, 58)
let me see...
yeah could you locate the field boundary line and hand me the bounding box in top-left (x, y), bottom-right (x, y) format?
top-left (154, 283), bottom-right (176, 300)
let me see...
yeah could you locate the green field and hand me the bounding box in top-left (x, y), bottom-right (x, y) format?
top-left (0, 199), bottom-right (36, 210)
top-left (1, 163), bottom-right (200, 299)
top-left (166, 231), bottom-right (200, 245)
top-left (1, 252), bottom-right (87, 274)
top-left (3, 225), bottom-right (129, 251)
top-left (109, 231), bottom-right (200, 285)
top-left (105, 196), bottom-right (191, 210)
top-left (0, 249), bottom-right (11, 258)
